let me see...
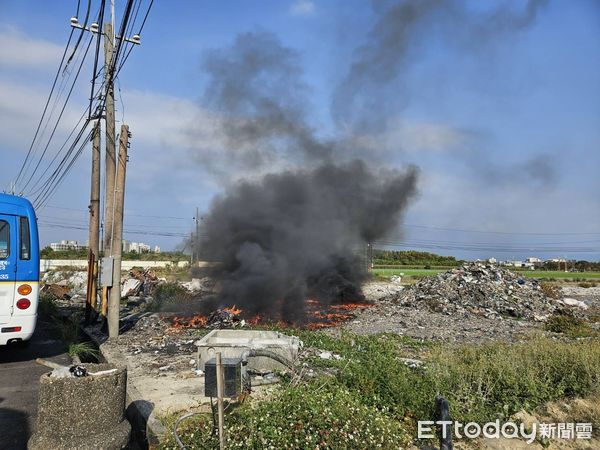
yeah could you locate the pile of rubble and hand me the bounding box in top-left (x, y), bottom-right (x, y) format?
top-left (387, 263), bottom-right (557, 320)
top-left (121, 268), bottom-right (162, 298)
top-left (41, 270), bottom-right (88, 305)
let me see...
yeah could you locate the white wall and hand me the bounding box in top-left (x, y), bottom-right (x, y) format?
top-left (39, 259), bottom-right (214, 271)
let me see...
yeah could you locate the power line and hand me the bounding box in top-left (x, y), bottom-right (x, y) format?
top-left (374, 240), bottom-right (599, 254)
top-left (11, 28), bottom-right (75, 189)
top-left (24, 107), bottom-right (90, 196)
top-left (88, 0), bottom-right (106, 118)
top-left (33, 126), bottom-right (94, 209)
top-left (398, 223), bottom-right (600, 236)
top-left (43, 205), bottom-right (191, 220)
top-left (115, 0), bottom-right (153, 77)
top-left (38, 220), bottom-right (193, 238)
top-left (19, 32), bottom-right (95, 194)
top-left (65, 0), bottom-right (91, 69)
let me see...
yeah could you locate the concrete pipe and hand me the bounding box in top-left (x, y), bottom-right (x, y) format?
top-left (28, 363), bottom-right (131, 450)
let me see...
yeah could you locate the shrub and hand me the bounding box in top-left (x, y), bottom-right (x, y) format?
top-left (579, 282), bottom-right (597, 288)
top-left (37, 292), bottom-right (58, 316)
top-left (148, 282), bottom-right (191, 312)
top-left (428, 337), bottom-right (600, 422)
top-left (544, 314), bottom-right (596, 338)
top-left (68, 342), bottom-right (99, 360)
top-left (165, 382), bottom-right (412, 449)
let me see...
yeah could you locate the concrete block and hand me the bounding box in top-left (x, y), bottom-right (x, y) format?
top-left (28, 363), bottom-right (131, 450)
top-left (196, 329), bottom-right (301, 373)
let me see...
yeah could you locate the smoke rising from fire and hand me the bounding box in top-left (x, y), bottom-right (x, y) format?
top-left (200, 162), bottom-right (417, 319)
top-left (191, 1), bottom-right (548, 320)
top-left (192, 29), bottom-right (419, 320)
top-left (333, 0), bottom-right (548, 132)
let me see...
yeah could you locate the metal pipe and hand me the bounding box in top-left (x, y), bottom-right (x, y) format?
top-left (245, 348), bottom-right (295, 372)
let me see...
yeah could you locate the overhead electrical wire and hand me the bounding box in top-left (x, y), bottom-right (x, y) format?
top-left (20, 0), bottom-right (99, 193)
top-left (20, 31), bottom-right (95, 195)
top-left (43, 205), bottom-right (191, 221)
top-left (115, 0), bottom-right (154, 78)
top-left (373, 240), bottom-right (599, 254)
top-left (11, 28), bottom-right (75, 189)
top-left (396, 223), bottom-right (600, 236)
top-left (88, 0), bottom-right (106, 118)
top-left (28, 0), bottom-right (136, 210)
top-left (25, 107), bottom-right (90, 196)
top-left (33, 127), bottom-right (94, 209)
top-left (65, 0), bottom-right (92, 69)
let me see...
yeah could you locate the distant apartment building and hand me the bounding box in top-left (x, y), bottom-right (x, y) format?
top-left (123, 240), bottom-right (152, 253)
top-left (500, 260), bottom-right (535, 269)
top-left (49, 240), bottom-right (87, 251)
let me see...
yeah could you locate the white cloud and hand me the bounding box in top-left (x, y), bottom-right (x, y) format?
top-left (0, 26), bottom-right (63, 68)
top-left (290, 0), bottom-right (315, 16)
top-left (0, 78), bottom-right (87, 152)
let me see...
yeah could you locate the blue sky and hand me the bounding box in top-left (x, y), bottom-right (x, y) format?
top-left (1, 0), bottom-right (599, 261)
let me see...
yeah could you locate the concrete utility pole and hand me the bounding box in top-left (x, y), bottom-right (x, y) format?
top-left (103, 22), bottom-right (116, 254)
top-left (69, 7), bottom-right (141, 330)
top-left (108, 124), bottom-right (129, 338)
top-left (194, 207), bottom-right (200, 264)
top-left (85, 121), bottom-right (101, 323)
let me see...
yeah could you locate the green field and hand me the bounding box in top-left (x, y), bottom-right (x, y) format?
top-left (518, 270), bottom-right (600, 279)
top-left (372, 268), bottom-right (445, 277)
top-left (372, 267), bottom-right (600, 280)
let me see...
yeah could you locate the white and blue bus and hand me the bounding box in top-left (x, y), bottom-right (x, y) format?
top-left (0, 193), bottom-right (39, 346)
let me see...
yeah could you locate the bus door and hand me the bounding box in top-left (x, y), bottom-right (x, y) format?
top-left (0, 215), bottom-right (17, 324)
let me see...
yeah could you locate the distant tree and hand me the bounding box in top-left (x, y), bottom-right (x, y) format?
top-left (373, 250), bottom-right (462, 266)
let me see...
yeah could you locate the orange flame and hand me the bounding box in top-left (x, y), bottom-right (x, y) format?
top-left (224, 305), bottom-right (242, 315)
top-left (168, 299), bottom-right (372, 331)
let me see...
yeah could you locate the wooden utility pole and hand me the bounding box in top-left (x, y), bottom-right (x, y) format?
top-left (85, 121), bottom-right (101, 323)
top-left (108, 124), bottom-right (129, 339)
top-left (103, 22), bottom-right (116, 254)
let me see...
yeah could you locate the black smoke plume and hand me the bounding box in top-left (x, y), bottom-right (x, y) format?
top-left (192, 29), bottom-right (419, 321)
top-left (192, 1), bottom-right (547, 321)
top-left (200, 161), bottom-right (417, 320)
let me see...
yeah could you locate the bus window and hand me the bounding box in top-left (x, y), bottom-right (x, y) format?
top-left (0, 220), bottom-right (9, 259)
top-left (20, 217), bottom-right (30, 260)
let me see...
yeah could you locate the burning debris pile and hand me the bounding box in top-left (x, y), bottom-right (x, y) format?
top-left (389, 263), bottom-right (557, 320)
top-left (170, 299), bottom-right (373, 331)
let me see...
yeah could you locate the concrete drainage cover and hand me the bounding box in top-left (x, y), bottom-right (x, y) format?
top-left (196, 329), bottom-right (301, 373)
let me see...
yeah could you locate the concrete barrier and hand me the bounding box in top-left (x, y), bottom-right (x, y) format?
top-left (28, 363), bottom-right (131, 450)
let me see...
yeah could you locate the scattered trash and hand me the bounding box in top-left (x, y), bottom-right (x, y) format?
top-left (70, 365), bottom-right (88, 377)
top-left (399, 358), bottom-right (424, 369)
top-left (386, 263), bottom-right (558, 320)
top-left (319, 351), bottom-right (332, 360)
top-left (41, 284), bottom-right (71, 300)
top-left (181, 277), bottom-right (214, 293)
top-left (561, 298), bottom-right (589, 309)
top-left (121, 278), bottom-right (143, 298)
top-left (206, 308), bottom-right (243, 329)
